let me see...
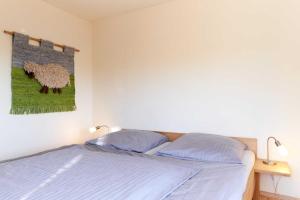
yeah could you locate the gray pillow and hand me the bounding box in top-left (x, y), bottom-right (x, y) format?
top-left (157, 133), bottom-right (247, 164)
top-left (88, 129), bottom-right (168, 153)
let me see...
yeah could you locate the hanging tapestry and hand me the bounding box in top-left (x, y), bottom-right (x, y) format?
top-left (10, 33), bottom-right (76, 114)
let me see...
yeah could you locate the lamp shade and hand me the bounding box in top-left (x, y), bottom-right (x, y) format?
top-left (278, 145), bottom-right (288, 156)
top-left (89, 127), bottom-right (97, 133)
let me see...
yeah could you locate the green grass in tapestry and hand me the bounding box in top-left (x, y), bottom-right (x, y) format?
top-left (11, 67), bottom-right (76, 114)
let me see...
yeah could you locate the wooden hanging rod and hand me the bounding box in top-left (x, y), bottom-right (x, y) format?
top-left (4, 30), bottom-right (80, 52)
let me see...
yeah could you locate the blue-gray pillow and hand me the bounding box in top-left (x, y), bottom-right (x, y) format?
top-left (157, 133), bottom-right (247, 163)
top-left (88, 129), bottom-right (168, 153)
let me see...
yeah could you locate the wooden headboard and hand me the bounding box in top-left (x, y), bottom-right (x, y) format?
top-left (156, 131), bottom-right (257, 156)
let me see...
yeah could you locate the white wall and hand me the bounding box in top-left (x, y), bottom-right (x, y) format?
top-left (93, 0), bottom-right (300, 197)
top-left (0, 0), bottom-right (93, 160)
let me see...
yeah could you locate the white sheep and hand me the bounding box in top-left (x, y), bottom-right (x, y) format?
top-left (24, 61), bottom-right (71, 94)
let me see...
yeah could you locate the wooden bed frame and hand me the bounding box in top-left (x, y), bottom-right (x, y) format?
top-left (155, 131), bottom-right (257, 200)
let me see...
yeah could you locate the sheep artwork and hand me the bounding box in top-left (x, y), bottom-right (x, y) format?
top-left (24, 61), bottom-right (70, 94)
top-left (10, 33), bottom-right (76, 114)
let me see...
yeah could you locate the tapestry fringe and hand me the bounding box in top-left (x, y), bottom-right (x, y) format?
top-left (10, 105), bottom-right (76, 115)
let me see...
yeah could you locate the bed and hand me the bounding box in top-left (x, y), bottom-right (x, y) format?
top-left (0, 131), bottom-right (257, 200)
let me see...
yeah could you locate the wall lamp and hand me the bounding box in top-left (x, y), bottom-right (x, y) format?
top-left (89, 125), bottom-right (110, 133)
top-left (263, 136), bottom-right (288, 165)
top-left (89, 125), bottom-right (121, 134)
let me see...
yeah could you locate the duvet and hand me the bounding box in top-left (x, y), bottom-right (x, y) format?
top-left (0, 144), bottom-right (253, 200)
top-left (0, 145), bottom-right (198, 200)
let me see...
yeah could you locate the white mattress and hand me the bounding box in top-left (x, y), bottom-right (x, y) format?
top-left (241, 150), bottom-right (256, 188)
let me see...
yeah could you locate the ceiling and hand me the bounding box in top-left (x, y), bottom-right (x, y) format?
top-left (43, 0), bottom-right (172, 21)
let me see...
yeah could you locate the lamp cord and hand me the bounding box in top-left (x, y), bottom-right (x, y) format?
top-left (271, 175), bottom-right (281, 194)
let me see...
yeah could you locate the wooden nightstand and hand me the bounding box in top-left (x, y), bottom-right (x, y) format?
top-left (253, 159), bottom-right (291, 200)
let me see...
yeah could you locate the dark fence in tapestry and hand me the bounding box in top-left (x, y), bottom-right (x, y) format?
top-left (12, 33), bottom-right (74, 74)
